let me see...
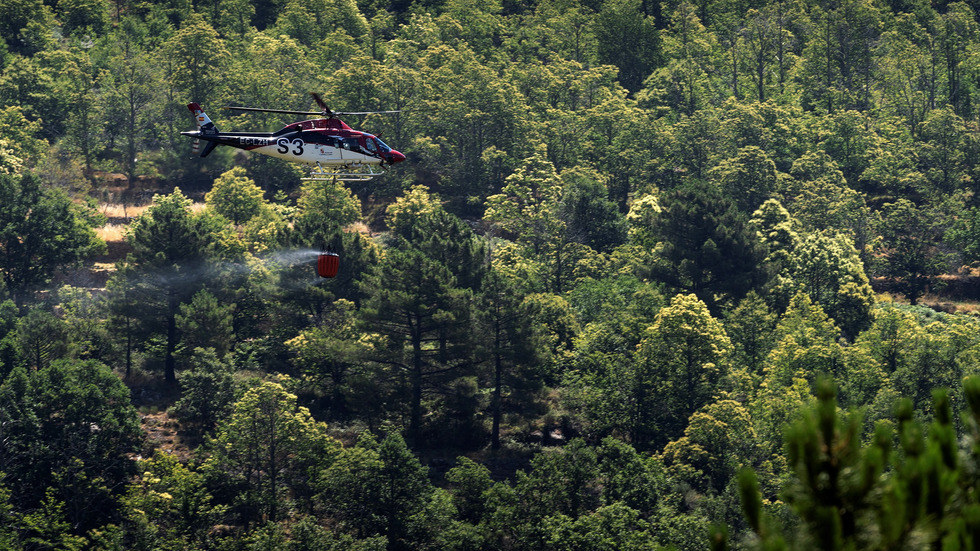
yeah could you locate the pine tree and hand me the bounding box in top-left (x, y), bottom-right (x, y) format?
top-left (735, 376), bottom-right (980, 549)
top-left (0, 172), bottom-right (104, 304)
top-left (477, 266), bottom-right (545, 449)
top-left (875, 199), bottom-right (952, 305)
top-left (358, 244), bottom-right (473, 445)
top-left (125, 189), bottom-right (219, 383)
top-left (651, 181), bottom-right (771, 314)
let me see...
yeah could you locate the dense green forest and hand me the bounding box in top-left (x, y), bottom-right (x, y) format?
top-left (5, 0), bottom-right (980, 547)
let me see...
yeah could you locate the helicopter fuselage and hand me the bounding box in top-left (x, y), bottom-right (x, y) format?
top-left (181, 113), bottom-right (405, 168)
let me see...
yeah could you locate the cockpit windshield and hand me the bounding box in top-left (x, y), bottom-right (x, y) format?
top-left (374, 137), bottom-right (392, 153)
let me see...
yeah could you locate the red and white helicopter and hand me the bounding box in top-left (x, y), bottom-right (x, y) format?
top-left (181, 93), bottom-right (405, 181)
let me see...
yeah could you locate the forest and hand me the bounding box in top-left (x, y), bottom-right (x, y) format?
top-left (4, 0), bottom-right (980, 547)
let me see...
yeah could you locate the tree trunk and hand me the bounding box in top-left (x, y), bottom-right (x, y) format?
top-left (125, 318), bottom-right (132, 379)
top-left (409, 321), bottom-right (423, 446)
top-left (268, 398), bottom-right (278, 523)
top-left (491, 314), bottom-right (503, 450)
top-left (165, 291), bottom-right (178, 384)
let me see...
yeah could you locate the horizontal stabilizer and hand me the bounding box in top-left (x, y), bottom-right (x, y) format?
top-left (200, 140), bottom-right (218, 158)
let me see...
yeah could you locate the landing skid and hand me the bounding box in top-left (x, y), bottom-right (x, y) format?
top-left (303, 162), bottom-right (386, 182)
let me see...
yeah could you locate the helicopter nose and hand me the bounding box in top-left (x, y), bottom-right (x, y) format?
top-left (388, 150), bottom-right (406, 164)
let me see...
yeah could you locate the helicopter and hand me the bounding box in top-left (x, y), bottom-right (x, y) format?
top-left (181, 93), bottom-right (406, 181)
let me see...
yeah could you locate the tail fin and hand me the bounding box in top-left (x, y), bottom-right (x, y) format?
top-left (187, 103), bottom-right (219, 158)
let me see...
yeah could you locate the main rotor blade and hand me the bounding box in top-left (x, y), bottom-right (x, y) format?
top-left (333, 110), bottom-right (402, 116)
top-left (222, 106), bottom-right (322, 116)
top-left (310, 92), bottom-right (401, 117)
top-left (310, 92), bottom-right (330, 114)
top-left (224, 103), bottom-right (402, 117)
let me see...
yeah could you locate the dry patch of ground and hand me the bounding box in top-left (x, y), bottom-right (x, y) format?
top-left (98, 203), bottom-right (152, 223)
top-left (873, 275), bottom-right (980, 316)
top-left (95, 223), bottom-right (127, 243)
top-left (127, 377), bottom-right (196, 462)
top-left (140, 410), bottom-right (195, 463)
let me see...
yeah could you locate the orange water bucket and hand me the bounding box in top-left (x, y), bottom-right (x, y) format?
top-left (317, 252), bottom-right (340, 278)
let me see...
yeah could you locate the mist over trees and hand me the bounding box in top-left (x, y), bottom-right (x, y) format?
top-left (4, 0), bottom-right (980, 548)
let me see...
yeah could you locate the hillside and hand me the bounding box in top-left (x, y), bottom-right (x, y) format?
top-left (5, 0), bottom-right (980, 548)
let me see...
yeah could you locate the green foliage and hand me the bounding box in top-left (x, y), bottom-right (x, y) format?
top-left (661, 399), bottom-right (761, 494)
top-left (0, 172), bottom-right (104, 302)
top-left (945, 205), bottom-right (980, 264)
top-left (128, 189), bottom-right (214, 267)
top-left (286, 299), bottom-right (368, 419)
top-left (479, 265), bottom-right (549, 449)
top-left (317, 432), bottom-right (438, 550)
top-left (543, 502), bottom-right (661, 551)
top-left (242, 203), bottom-right (292, 253)
top-left (359, 237), bottom-right (474, 444)
top-left (125, 188), bottom-right (223, 382)
top-left (485, 437), bottom-right (668, 548)
top-left (724, 291), bottom-right (777, 376)
top-left (445, 457), bottom-right (494, 523)
top-left (650, 180), bottom-right (771, 314)
top-left (294, 175), bottom-right (363, 236)
top-left (517, 438), bottom-right (600, 519)
top-left (737, 376), bottom-right (980, 550)
top-left (56, 285), bottom-right (113, 363)
top-left (772, 230), bottom-right (875, 340)
top-left (170, 347), bottom-right (237, 434)
top-left (0, 0), bottom-right (54, 54)
top-left (626, 193), bottom-right (662, 253)
top-left (0, 105), bottom-right (46, 168)
top-left (203, 381), bottom-right (340, 525)
top-left (0, 299), bottom-right (19, 377)
top-left (205, 166), bottom-right (267, 226)
top-left (162, 13), bottom-right (229, 108)
top-left (711, 145), bottom-right (779, 213)
top-left (559, 168), bottom-right (627, 253)
top-left (783, 149), bottom-right (869, 235)
top-left (275, 0), bottom-right (369, 45)
top-left (594, 0), bottom-right (662, 94)
top-left (763, 292), bottom-right (843, 389)
top-left (240, 516), bottom-right (388, 550)
top-left (385, 185), bottom-right (443, 238)
top-left (486, 145), bottom-right (592, 293)
top-left (0, 359), bottom-right (142, 533)
top-left (642, 3), bottom-right (717, 116)
top-left (58, 0), bottom-right (112, 38)
top-left (121, 450), bottom-right (226, 549)
top-left (0, 481), bottom-right (20, 549)
top-left (14, 308), bottom-right (69, 370)
top-left (874, 199), bottom-right (953, 305)
top-left (177, 289), bottom-right (235, 358)
top-left (18, 488), bottom-right (87, 550)
top-left (389, 188), bottom-right (486, 291)
top-left (12, 0), bottom-right (980, 547)
top-left (918, 107), bottom-right (970, 196)
top-left (632, 293), bottom-right (732, 448)
top-left (566, 281), bottom-right (665, 437)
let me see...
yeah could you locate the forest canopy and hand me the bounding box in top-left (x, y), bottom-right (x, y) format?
top-left (3, 0), bottom-right (980, 548)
